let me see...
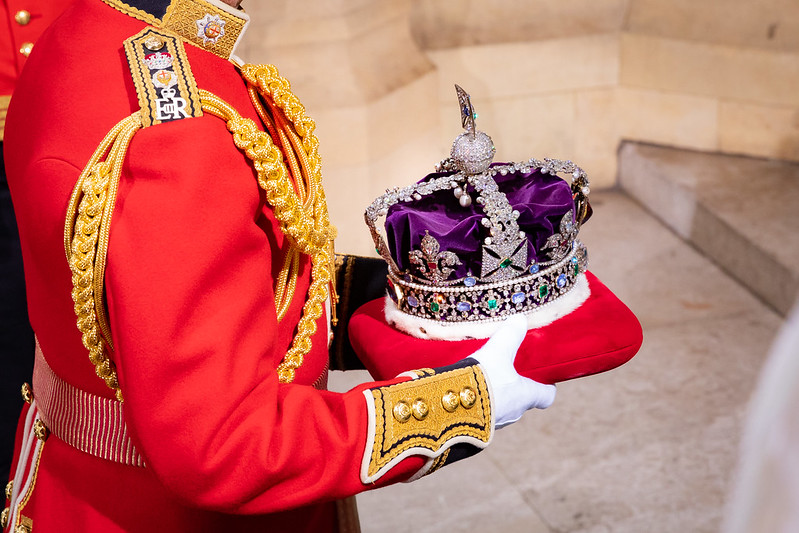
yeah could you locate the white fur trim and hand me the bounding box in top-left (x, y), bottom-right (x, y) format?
top-left (384, 273), bottom-right (590, 341)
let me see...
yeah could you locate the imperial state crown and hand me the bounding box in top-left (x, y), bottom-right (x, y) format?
top-left (349, 86), bottom-right (642, 384)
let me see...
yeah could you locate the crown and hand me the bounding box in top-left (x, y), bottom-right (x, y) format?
top-left (365, 85), bottom-right (593, 338)
top-left (144, 51), bottom-right (174, 70)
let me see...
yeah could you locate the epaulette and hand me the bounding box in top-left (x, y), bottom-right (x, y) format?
top-left (123, 27), bottom-right (203, 127)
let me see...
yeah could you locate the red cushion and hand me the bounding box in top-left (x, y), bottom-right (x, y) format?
top-left (348, 271), bottom-right (642, 384)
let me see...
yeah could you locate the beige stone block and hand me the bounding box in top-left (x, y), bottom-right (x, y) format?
top-left (574, 89), bottom-right (620, 188)
top-left (366, 128), bottom-right (441, 201)
top-left (364, 73), bottom-right (439, 163)
top-left (314, 107), bottom-right (369, 169)
top-left (616, 87), bottom-right (718, 152)
top-left (719, 101), bottom-right (799, 162)
top-left (322, 164), bottom-right (375, 255)
top-left (410, 0), bottom-right (628, 49)
top-left (241, 0), bottom-right (408, 47)
top-left (313, 73), bottom-right (438, 169)
top-left (625, 0), bottom-right (799, 53)
top-left (239, 2), bottom-right (432, 109)
top-left (621, 34), bottom-right (799, 107)
top-left (427, 34), bottom-right (619, 102)
top-left (483, 92), bottom-right (577, 164)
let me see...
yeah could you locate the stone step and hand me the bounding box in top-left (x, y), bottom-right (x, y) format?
top-left (618, 141), bottom-right (799, 316)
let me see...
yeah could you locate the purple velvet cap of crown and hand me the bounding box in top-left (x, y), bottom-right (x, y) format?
top-left (385, 165), bottom-right (575, 280)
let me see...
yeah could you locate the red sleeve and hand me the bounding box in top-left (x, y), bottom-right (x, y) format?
top-left (105, 114), bottom-right (424, 514)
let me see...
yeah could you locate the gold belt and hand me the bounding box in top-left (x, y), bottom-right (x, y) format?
top-left (32, 340), bottom-right (330, 467)
top-left (32, 340), bottom-right (146, 467)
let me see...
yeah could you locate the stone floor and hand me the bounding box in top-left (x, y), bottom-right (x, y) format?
top-left (330, 189), bottom-right (785, 533)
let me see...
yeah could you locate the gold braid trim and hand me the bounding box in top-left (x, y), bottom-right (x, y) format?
top-left (64, 113), bottom-right (143, 402)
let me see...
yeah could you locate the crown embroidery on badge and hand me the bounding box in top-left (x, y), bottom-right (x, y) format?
top-left (196, 14), bottom-right (226, 45)
top-left (144, 52), bottom-right (173, 70)
top-left (152, 69), bottom-right (177, 89)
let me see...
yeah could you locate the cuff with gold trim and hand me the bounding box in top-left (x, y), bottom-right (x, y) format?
top-left (360, 358), bottom-right (493, 483)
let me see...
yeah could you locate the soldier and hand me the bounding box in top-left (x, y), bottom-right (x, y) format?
top-left (1, 1), bottom-right (555, 531)
top-left (0, 0), bottom-right (74, 485)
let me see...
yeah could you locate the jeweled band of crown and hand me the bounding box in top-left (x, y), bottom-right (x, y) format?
top-left (363, 86), bottom-right (592, 325)
top-left (387, 240), bottom-right (588, 323)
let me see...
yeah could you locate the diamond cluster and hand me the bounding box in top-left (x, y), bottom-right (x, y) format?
top-left (451, 131), bottom-right (495, 174)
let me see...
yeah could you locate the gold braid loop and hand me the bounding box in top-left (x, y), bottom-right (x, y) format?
top-left (239, 63), bottom-right (340, 325)
top-left (239, 64), bottom-right (333, 247)
top-left (200, 83), bottom-right (335, 383)
top-left (64, 112), bottom-right (143, 401)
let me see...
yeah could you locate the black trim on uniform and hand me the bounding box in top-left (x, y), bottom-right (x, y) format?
top-left (329, 255), bottom-right (388, 371)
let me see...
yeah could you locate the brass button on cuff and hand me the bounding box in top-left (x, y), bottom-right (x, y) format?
top-left (21, 382), bottom-right (32, 404)
top-left (19, 42), bottom-right (33, 57)
top-left (14, 10), bottom-right (30, 25)
top-left (411, 399), bottom-right (429, 420)
top-left (460, 387), bottom-right (477, 409)
top-left (1, 508), bottom-right (8, 528)
top-left (441, 391), bottom-right (459, 412)
top-left (4, 480), bottom-right (11, 500)
top-left (33, 419), bottom-right (49, 442)
top-left (392, 401), bottom-right (411, 423)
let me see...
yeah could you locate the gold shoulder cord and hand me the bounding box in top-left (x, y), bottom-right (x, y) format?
top-left (64, 113), bottom-right (142, 401)
top-left (65, 64), bottom-right (337, 400)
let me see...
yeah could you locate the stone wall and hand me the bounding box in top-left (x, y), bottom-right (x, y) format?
top-left (239, 0), bottom-right (799, 255)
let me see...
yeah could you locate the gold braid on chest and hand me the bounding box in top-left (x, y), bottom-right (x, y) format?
top-left (64, 64), bottom-right (337, 400)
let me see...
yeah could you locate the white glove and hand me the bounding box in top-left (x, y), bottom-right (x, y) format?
top-left (469, 314), bottom-right (556, 429)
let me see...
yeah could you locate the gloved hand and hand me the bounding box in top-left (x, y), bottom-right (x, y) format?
top-left (469, 314), bottom-right (556, 428)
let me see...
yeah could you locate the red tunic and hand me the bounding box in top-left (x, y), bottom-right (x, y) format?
top-left (3, 1), bottom-right (494, 531)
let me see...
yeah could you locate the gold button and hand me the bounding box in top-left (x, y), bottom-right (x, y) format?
top-left (14, 10), bottom-right (31, 25)
top-left (21, 382), bottom-right (32, 404)
top-left (19, 42), bottom-right (33, 57)
top-left (392, 401), bottom-right (411, 423)
top-left (143, 36), bottom-right (165, 51)
top-left (33, 419), bottom-right (49, 442)
top-left (411, 399), bottom-right (429, 420)
top-left (441, 391), bottom-right (459, 412)
top-left (460, 387), bottom-right (477, 409)
top-left (1, 508), bottom-right (9, 529)
top-left (4, 480), bottom-right (12, 500)
top-left (15, 523), bottom-right (31, 533)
